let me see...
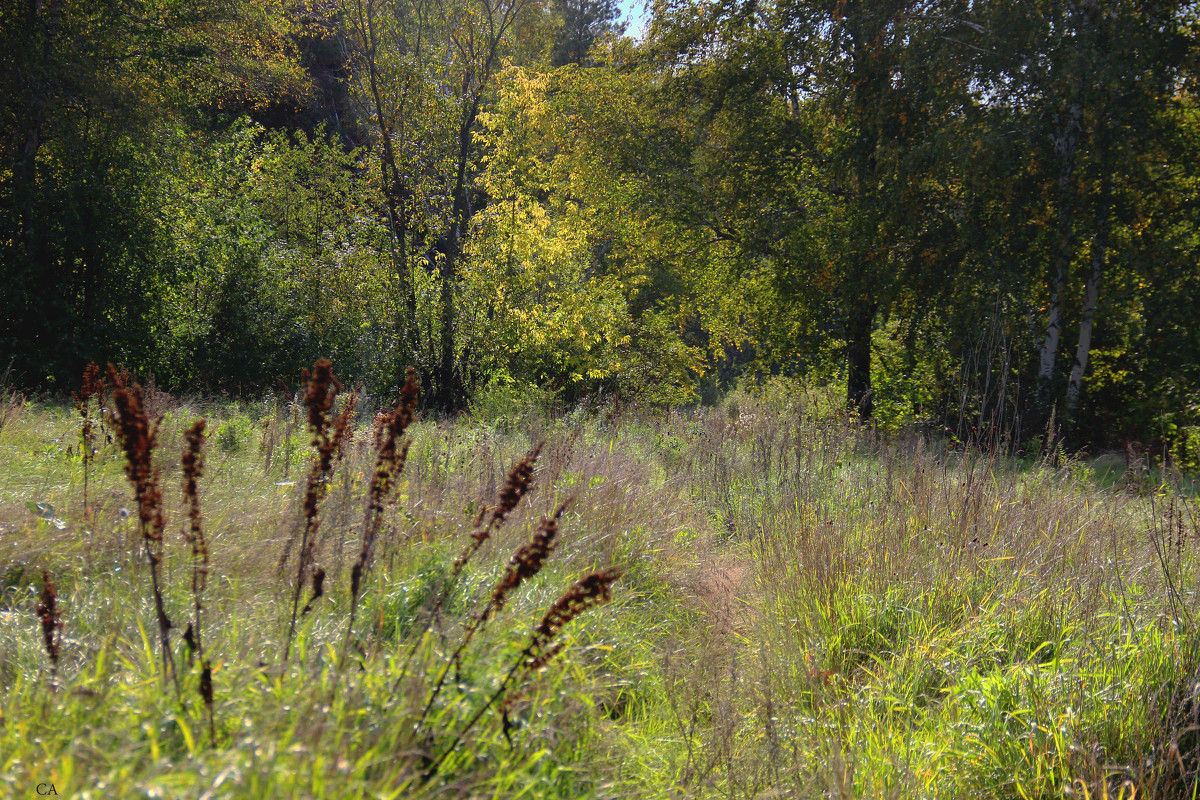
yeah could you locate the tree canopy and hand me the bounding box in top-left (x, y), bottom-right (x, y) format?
top-left (1, 0), bottom-right (1198, 459)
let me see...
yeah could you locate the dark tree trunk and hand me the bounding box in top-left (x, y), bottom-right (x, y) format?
top-left (847, 294), bottom-right (876, 420)
top-left (433, 100), bottom-right (482, 413)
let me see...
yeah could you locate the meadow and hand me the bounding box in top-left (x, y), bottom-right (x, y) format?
top-left (1, 373), bottom-right (1199, 799)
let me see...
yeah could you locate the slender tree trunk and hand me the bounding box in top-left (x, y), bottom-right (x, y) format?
top-left (1065, 175), bottom-right (1111, 418)
top-left (349, 0), bottom-right (416, 381)
top-left (1036, 101), bottom-right (1082, 420)
top-left (847, 294), bottom-right (876, 420)
top-left (435, 101), bottom-right (481, 412)
top-left (842, 3), bottom-right (882, 422)
top-left (1037, 261), bottom-right (1066, 403)
top-left (438, 223), bottom-right (458, 411)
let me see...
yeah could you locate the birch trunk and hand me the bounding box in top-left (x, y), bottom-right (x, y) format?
top-left (1036, 101), bottom-right (1082, 413)
top-left (1065, 177), bottom-right (1112, 417)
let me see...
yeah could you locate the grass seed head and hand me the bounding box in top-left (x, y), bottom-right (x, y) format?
top-left (299, 360), bottom-right (351, 536)
top-left (35, 570), bottom-right (62, 671)
top-left (330, 394), bottom-right (359, 461)
top-left (351, 368), bottom-right (418, 608)
top-left (182, 420), bottom-right (209, 628)
top-left (452, 443), bottom-right (545, 575)
top-left (302, 358), bottom-right (340, 442)
top-left (535, 566), bottom-right (622, 643)
top-left (199, 661), bottom-right (213, 705)
top-left (74, 361), bottom-right (106, 414)
top-left (183, 622), bottom-right (196, 657)
top-left (525, 641), bottom-right (565, 672)
top-left (487, 442), bottom-right (543, 533)
top-left (182, 420), bottom-right (207, 544)
top-left (106, 364), bottom-right (165, 544)
top-left (492, 499), bottom-right (571, 613)
top-left (302, 567), bottom-right (326, 616)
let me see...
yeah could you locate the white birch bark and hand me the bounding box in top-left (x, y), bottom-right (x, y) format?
top-left (1066, 180), bottom-right (1111, 416)
top-left (1036, 101), bottom-right (1082, 407)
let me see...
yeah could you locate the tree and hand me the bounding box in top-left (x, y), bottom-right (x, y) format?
top-left (338, 0), bottom-right (550, 409)
top-left (0, 0), bottom-right (304, 386)
top-left (550, 0), bottom-right (626, 65)
top-left (960, 0), bottom-right (1196, 437)
top-left (469, 61), bottom-right (702, 402)
top-left (153, 120), bottom-right (397, 390)
top-left (644, 0), bottom-right (979, 417)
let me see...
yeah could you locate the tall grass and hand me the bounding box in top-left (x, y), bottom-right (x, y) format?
top-left (1, 363), bottom-right (635, 798)
top-left (1, 375), bottom-right (1198, 797)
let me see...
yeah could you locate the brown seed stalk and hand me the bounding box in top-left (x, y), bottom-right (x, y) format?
top-left (394, 443), bottom-right (544, 690)
top-left (345, 368), bottom-right (419, 655)
top-left (180, 419), bottom-right (216, 743)
top-left (199, 661), bottom-right (215, 745)
top-left (490, 499), bottom-right (570, 616)
top-left (74, 361), bottom-right (106, 516)
top-left (530, 567), bottom-right (622, 658)
top-left (450, 442), bottom-right (543, 577)
top-left (487, 442), bottom-right (542, 529)
top-left (422, 566), bottom-right (622, 779)
top-left (106, 364), bottom-right (177, 691)
top-left (284, 359), bottom-right (356, 667)
top-left (35, 571), bottom-right (63, 686)
top-left (301, 567), bottom-right (326, 616)
top-left (417, 499), bottom-right (571, 728)
top-left (182, 421), bottom-right (208, 653)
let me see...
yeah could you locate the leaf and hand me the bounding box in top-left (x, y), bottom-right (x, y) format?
top-left (28, 501), bottom-right (56, 519)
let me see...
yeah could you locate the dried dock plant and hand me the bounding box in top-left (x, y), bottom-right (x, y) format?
top-left (106, 364), bottom-right (177, 691)
top-left (284, 358), bottom-right (357, 667)
top-left (181, 419), bottom-right (216, 743)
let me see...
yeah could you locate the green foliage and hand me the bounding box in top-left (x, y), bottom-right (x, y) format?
top-left (1, 0), bottom-right (1199, 450)
top-left (155, 120), bottom-right (399, 391)
top-left (469, 64), bottom-right (703, 404)
top-left (0, 0), bottom-right (306, 388)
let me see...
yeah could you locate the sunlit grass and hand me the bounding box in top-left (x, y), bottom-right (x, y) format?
top-left (2, 380), bottom-right (1198, 798)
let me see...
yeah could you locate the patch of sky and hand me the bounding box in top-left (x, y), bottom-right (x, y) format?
top-left (620, 0), bottom-right (650, 40)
